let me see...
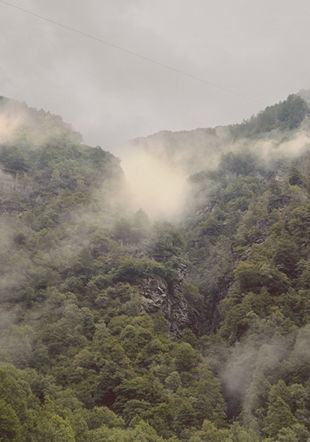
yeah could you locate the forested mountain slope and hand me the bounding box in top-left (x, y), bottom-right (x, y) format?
top-left (131, 93), bottom-right (310, 174)
top-left (1, 95), bottom-right (310, 441)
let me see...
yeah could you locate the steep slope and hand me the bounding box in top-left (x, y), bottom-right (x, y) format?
top-left (126, 94), bottom-right (310, 330)
top-left (129, 94), bottom-right (310, 176)
top-left (1, 95), bottom-right (310, 441)
top-left (0, 99), bottom-right (214, 440)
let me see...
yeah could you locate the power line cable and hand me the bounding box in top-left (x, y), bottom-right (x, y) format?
top-left (0, 0), bottom-right (263, 107)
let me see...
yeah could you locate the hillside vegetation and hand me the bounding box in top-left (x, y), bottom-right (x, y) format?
top-left (1, 95), bottom-right (310, 441)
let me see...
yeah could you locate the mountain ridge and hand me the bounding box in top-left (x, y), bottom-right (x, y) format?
top-left (1, 93), bottom-right (310, 440)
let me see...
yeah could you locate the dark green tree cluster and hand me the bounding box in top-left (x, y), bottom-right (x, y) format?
top-left (230, 94), bottom-right (309, 138)
top-left (182, 139), bottom-right (310, 439)
top-left (2, 96), bottom-right (310, 441)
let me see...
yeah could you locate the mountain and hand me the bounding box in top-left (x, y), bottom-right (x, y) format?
top-left (1, 94), bottom-right (310, 441)
top-left (130, 93), bottom-right (310, 175)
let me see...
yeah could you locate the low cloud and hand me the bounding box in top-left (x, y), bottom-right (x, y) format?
top-left (121, 149), bottom-right (189, 219)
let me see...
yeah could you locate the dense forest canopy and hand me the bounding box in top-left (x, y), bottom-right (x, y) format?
top-left (1, 94), bottom-right (310, 441)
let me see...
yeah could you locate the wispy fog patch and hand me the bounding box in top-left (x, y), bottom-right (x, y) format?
top-left (0, 112), bottom-right (25, 143)
top-left (222, 333), bottom-right (289, 401)
top-left (271, 131), bottom-right (310, 159)
top-left (0, 98), bottom-right (82, 148)
top-left (244, 130), bottom-right (310, 163)
top-left (121, 149), bottom-right (189, 219)
top-left (221, 321), bottom-right (310, 429)
top-left (118, 123), bottom-right (310, 221)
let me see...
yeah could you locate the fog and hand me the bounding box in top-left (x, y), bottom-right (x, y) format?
top-left (0, 112), bottom-right (25, 143)
top-left (2, 93), bottom-right (310, 222)
top-left (221, 321), bottom-right (310, 430)
top-left (117, 112), bottom-right (310, 219)
top-left (1, 4), bottom-right (310, 437)
top-left (121, 149), bottom-right (189, 219)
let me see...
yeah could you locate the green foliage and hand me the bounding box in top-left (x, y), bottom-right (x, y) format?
top-left (149, 223), bottom-right (185, 261)
top-left (263, 396), bottom-right (297, 438)
top-left (230, 94), bottom-right (309, 137)
top-left (289, 167), bottom-right (305, 187)
top-left (2, 96), bottom-right (310, 441)
top-left (174, 342), bottom-right (200, 372)
top-left (0, 399), bottom-right (23, 441)
top-left (115, 257), bottom-right (178, 285)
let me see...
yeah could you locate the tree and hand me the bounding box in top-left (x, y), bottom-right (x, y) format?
top-left (0, 399), bottom-right (22, 441)
top-left (264, 397), bottom-right (297, 438)
top-left (189, 419), bottom-right (224, 442)
top-left (174, 342), bottom-right (200, 372)
top-left (34, 412), bottom-right (75, 442)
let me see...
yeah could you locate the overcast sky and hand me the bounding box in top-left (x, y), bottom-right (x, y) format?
top-left (1, 0), bottom-right (310, 149)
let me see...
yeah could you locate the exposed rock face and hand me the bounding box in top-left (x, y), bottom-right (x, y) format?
top-left (138, 275), bottom-right (191, 337)
top-left (0, 168), bottom-right (36, 215)
top-left (0, 168), bottom-right (34, 194)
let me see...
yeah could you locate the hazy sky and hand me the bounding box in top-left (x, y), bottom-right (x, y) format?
top-left (1, 0), bottom-right (310, 149)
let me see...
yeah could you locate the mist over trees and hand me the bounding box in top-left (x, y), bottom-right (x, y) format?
top-left (1, 94), bottom-right (310, 440)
